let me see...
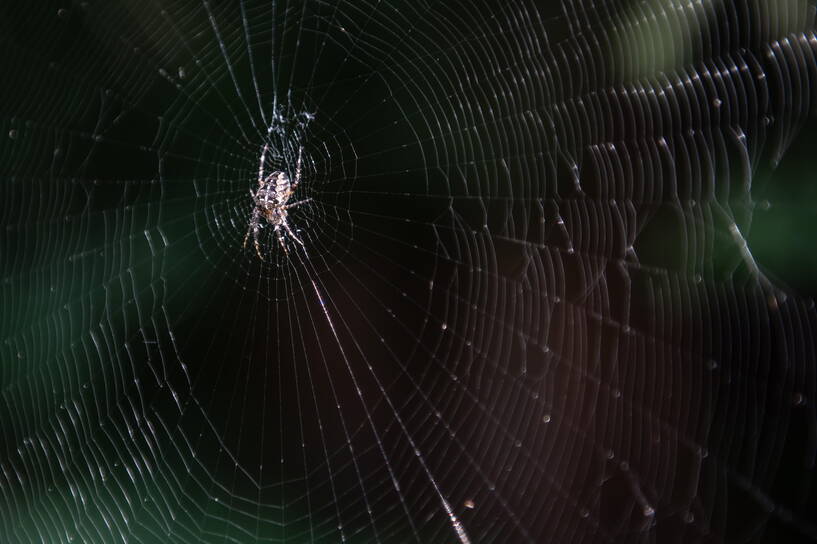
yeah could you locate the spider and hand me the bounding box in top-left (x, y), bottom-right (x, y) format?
top-left (243, 144), bottom-right (310, 259)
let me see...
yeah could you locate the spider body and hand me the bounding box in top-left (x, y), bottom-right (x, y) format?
top-left (244, 145), bottom-right (310, 259)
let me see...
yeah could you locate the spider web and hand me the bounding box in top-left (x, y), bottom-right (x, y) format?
top-left (2, 0), bottom-right (817, 542)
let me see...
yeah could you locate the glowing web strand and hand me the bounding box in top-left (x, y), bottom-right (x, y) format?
top-left (308, 276), bottom-right (472, 544)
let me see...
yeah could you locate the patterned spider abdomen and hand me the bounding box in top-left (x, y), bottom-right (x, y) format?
top-left (273, 172), bottom-right (289, 200)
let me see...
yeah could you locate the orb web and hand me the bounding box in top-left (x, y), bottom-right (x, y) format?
top-left (2, 1), bottom-right (817, 543)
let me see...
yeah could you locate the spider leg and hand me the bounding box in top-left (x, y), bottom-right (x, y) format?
top-left (275, 226), bottom-right (289, 255)
top-left (282, 198), bottom-right (311, 210)
top-left (282, 219), bottom-right (305, 246)
top-left (295, 146), bottom-right (302, 187)
top-left (244, 209), bottom-right (264, 260)
top-left (259, 143), bottom-right (268, 182)
top-left (254, 231), bottom-right (264, 261)
top-left (243, 210), bottom-right (257, 248)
